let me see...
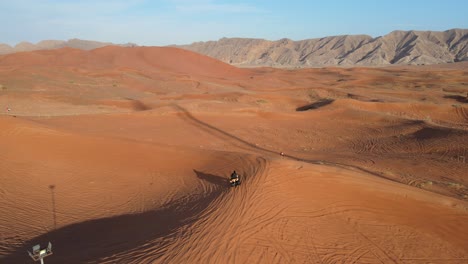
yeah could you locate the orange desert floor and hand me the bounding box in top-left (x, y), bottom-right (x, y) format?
top-left (0, 47), bottom-right (467, 263)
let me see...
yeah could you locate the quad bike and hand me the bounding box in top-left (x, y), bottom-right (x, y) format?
top-left (229, 175), bottom-right (241, 187)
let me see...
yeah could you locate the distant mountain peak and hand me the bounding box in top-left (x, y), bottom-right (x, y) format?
top-left (0, 39), bottom-right (136, 55)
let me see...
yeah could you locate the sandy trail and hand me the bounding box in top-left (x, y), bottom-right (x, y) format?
top-left (0, 47), bottom-right (467, 263)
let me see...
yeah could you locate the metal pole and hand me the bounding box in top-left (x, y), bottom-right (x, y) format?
top-left (40, 258), bottom-right (44, 264)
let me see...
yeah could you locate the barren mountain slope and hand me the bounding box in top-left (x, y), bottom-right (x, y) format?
top-left (178, 29), bottom-right (468, 67)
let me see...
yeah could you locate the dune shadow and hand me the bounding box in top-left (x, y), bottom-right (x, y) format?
top-left (412, 127), bottom-right (457, 140)
top-left (444, 95), bottom-right (468, 103)
top-left (193, 170), bottom-right (228, 187)
top-left (1, 191), bottom-right (221, 263)
top-left (296, 98), bottom-right (334, 111)
top-left (131, 99), bottom-right (151, 111)
top-left (123, 98), bottom-right (151, 111)
top-left (347, 93), bottom-right (382, 102)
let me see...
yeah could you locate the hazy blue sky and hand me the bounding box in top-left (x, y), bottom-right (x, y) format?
top-left (1, 0), bottom-right (467, 46)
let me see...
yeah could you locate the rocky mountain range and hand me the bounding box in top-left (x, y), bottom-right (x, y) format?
top-left (176, 29), bottom-right (468, 67)
top-left (0, 38), bottom-right (136, 55)
top-left (1, 29), bottom-right (466, 67)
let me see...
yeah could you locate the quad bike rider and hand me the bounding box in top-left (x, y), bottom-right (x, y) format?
top-left (229, 170), bottom-right (241, 187)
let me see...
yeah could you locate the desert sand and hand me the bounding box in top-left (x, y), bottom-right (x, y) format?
top-left (0, 46), bottom-right (467, 263)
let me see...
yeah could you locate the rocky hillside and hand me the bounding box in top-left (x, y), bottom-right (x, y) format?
top-left (177, 29), bottom-right (468, 67)
top-left (0, 39), bottom-right (136, 55)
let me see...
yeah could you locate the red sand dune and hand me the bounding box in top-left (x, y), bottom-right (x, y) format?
top-left (0, 47), bottom-right (467, 263)
top-left (0, 46), bottom-right (247, 78)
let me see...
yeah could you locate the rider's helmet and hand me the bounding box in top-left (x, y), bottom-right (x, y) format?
top-left (231, 170), bottom-right (238, 179)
